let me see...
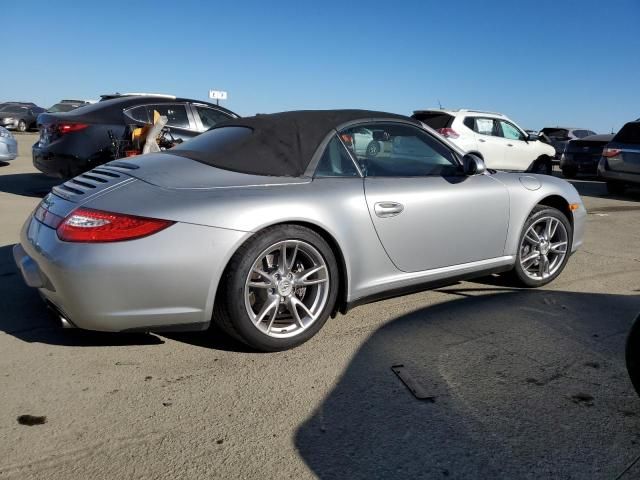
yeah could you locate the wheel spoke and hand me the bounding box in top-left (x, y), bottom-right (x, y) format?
top-left (297, 265), bottom-right (326, 283)
top-left (297, 277), bottom-right (328, 286)
top-left (550, 241), bottom-right (567, 254)
top-left (525, 228), bottom-right (541, 245)
top-left (521, 251), bottom-right (540, 266)
top-left (287, 242), bottom-right (299, 272)
top-left (286, 297), bottom-right (305, 328)
top-left (290, 296), bottom-right (316, 325)
top-left (538, 255), bottom-right (550, 278)
top-left (545, 218), bottom-right (558, 239)
top-left (254, 297), bottom-right (279, 325)
top-left (279, 242), bottom-right (288, 273)
top-left (252, 268), bottom-right (274, 284)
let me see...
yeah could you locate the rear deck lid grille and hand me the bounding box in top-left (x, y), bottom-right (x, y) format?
top-left (51, 166), bottom-right (134, 202)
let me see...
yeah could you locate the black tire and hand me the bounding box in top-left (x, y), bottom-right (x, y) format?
top-left (626, 313), bottom-right (640, 398)
top-left (17, 120), bottom-right (27, 133)
top-left (366, 140), bottom-right (381, 157)
top-left (561, 167), bottom-right (577, 179)
top-left (213, 225), bottom-right (339, 352)
top-left (508, 205), bottom-right (573, 288)
top-left (532, 157), bottom-right (553, 175)
top-left (606, 181), bottom-right (625, 195)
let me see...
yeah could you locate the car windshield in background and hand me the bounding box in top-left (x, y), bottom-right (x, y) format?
top-left (541, 128), bottom-right (569, 139)
top-left (613, 122), bottom-right (640, 144)
top-left (47, 103), bottom-right (81, 113)
top-left (573, 129), bottom-right (596, 138)
top-left (170, 126), bottom-right (253, 161)
top-left (412, 112), bottom-right (453, 129)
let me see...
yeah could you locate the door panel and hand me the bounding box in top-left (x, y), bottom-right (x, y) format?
top-left (364, 175), bottom-right (510, 272)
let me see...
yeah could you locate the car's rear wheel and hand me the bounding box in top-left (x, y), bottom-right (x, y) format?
top-left (509, 205), bottom-right (572, 287)
top-left (17, 120), bottom-right (27, 132)
top-left (561, 167), bottom-right (577, 179)
top-left (606, 181), bottom-right (625, 195)
top-left (214, 225), bottom-right (338, 351)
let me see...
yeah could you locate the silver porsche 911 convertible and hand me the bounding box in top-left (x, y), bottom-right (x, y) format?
top-left (14, 110), bottom-right (585, 351)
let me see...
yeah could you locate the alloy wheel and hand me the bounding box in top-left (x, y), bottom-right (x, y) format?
top-left (519, 216), bottom-right (568, 281)
top-left (244, 240), bottom-right (329, 338)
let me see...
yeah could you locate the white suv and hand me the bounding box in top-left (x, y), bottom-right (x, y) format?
top-left (412, 109), bottom-right (555, 174)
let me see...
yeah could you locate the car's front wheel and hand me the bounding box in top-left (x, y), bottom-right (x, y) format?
top-left (366, 140), bottom-right (381, 157)
top-left (17, 120), bottom-right (27, 132)
top-left (214, 225), bottom-right (339, 351)
top-left (509, 205), bottom-right (572, 287)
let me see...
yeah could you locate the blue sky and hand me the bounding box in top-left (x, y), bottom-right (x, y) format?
top-left (3, 0), bottom-right (639, 132)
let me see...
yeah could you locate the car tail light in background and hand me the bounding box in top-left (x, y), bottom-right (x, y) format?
top-left (602, 147), bottom-right (621, 158)
top-left (57, 208), bottom-right (174, 243)
top-left (57, 123), bottom-right (89, 134)
top-left (436, 128), bottom-right (460, 139)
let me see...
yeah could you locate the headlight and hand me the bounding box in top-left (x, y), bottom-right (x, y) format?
top-left (0, 127), bottom-right (13, 138)
top-left (2, 117), bottom-right (14, 122)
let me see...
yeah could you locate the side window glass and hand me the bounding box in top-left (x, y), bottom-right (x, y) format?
top-left (475, 118), bottom-right (494, 136)
top-left (124, 106), bottom-right (150, 124)
top-left (315, 136), bottom-right (360, 177)
top-left (146, 104), bottom-right (190, 129)
top-left (196, 106), bottom-right (231, 130)
top-left (340, 123), bottom-right (459, 177)
top-left (499, 121), bottom-right (525, 141)
top-left (463, 117), bottom-right (475, 131)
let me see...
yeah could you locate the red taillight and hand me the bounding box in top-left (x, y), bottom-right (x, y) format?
top-left (34, 203), bottom-right (64, 229)
top-left (602, 147), bottom-right (621, 158)
top-left (57, 208), bottom-right (174, 243)
top-left (437, 127), bottom-right (460, 139)
top-left (58, 123), bottom-right (89, 134)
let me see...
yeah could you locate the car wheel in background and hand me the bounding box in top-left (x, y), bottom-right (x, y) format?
top-left (214, 225), bottom-right (339, 352)
top-left (508, 205), bottom-right (572, 287)
top-left (366, 140), bottom-right (381, 157)
top-left (532, 157), bottom-right (552, 175)
top-left (606, 181), bottom-right (625, 195)
top-left (17, 120), bottom-right (27, 132)
top-left (561, 167), bottom-right (577, 179)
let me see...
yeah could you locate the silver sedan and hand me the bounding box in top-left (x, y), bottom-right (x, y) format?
top-left (14, 110), bottom-right (586, 351)
top-left (0, 126), bottom-right (18, 161)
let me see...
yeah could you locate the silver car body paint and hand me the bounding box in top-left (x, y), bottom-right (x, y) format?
top-left (15, 121), bottom-right (586, 332)
top-left (0, 127), bottom-right (18, 161)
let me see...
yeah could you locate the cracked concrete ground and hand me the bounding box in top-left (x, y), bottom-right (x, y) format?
top-left (0, 134), bottom-right (639, 479)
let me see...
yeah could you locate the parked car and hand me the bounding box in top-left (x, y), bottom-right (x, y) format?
top-left (0, 104), bottom-right (45, 132)
top-left (0, 126), bottom-right (18, 161)
top-left (539, 127), bottom-right (597, 159)
top-left (559, 134), bottom-right (614, 178)
top-left (413, 109), bottom-right (556, 174)
top-left (598, 120), bottom-right (640, 194)
top-left (14, 110), bottom-right (585, 351)
top-left (33, 94), bottom-right (239, 178)
top-left (46, 99), bottom-right (95, 113)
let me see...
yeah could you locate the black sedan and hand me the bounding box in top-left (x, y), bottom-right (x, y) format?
top-left (33, 95), bottom-right (239, 178)
top-left (559, 134), bottom-right (614, 178)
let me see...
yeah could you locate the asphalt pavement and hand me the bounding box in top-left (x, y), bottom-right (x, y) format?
top-left (0, 133), bottom-right (639, 479)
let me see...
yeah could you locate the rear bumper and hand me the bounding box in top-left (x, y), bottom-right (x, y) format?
top-left (560, 156), bottom-right (599, 173)
top-left (598, 160), bottom-right (640, 185)
top-left (32, 144), bottom-right (85, 178)
top-left (15, 215), bottom-right (250, 332)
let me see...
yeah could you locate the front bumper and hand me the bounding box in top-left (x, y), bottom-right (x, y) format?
top-left (15, 215), bottom-right (250, 332)
top-left (0, 138), bottom-right (18, 161)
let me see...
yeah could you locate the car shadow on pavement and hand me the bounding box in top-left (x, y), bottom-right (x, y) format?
top-left (163, 330), bottom-right (255, 353)
top-left (0, 244), bottom-right (163, 347)
top-left (0, 173), bottom-right (60, 198)
top-left (295, 288), bottom-right (640, 479)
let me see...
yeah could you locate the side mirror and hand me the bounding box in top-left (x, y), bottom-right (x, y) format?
top-left (372, 130), bottom-right (389, 141)
top-left (462, 153), bottom-right (486, 175)
top-left (527, 133), bottom-right (539, 142)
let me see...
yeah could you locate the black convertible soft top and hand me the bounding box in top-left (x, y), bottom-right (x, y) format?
top-left (169, 109), bottom-right (418, 177)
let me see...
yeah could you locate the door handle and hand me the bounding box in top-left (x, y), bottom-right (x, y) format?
top-left (374, 202), bottom-right (404, 218)
top-left (478, 138), bottom-right (486, 143)
top-left (507, 143), bottom-right (514, 147)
